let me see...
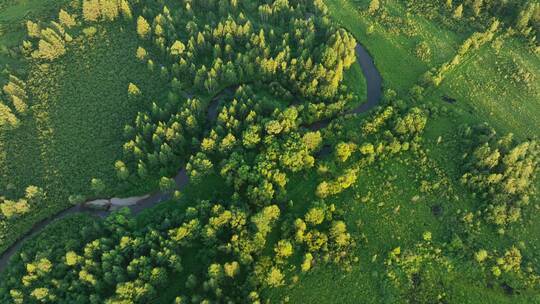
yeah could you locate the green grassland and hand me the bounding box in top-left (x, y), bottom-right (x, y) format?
top-left (264, 0), bottom-right (540, 302)
top-left (344, 58), bottom-right (367, 107)
top-left (0, 16), bottom-right (166, 252)
top-left (0, 0), bottom-right (72, 80)
top-left (424, 36), bottom-right (540, 139)
top-left (266, 115), bottom-right (540, 303)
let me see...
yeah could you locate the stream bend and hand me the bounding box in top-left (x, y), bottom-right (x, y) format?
top-left (0, 43), bottom-right (382, 272)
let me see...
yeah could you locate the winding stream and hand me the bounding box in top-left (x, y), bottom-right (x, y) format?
top-left (0, 43), bottom-right (382, 272)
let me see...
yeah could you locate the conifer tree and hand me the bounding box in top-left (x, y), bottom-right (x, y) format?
top-left (34, 28), bottom-right (66, 61)
top-left (0, 102), bottom-right (19, 129)
top-left (453, 4), bottom-right (463, 19)
top-left (59, 9), bottom-right (76, 28)
top-left (128, 82), bottom-right (142, 98)
top-left (115, 160), bottom-right (130, 180)
top-left (100, 0), bottom-right (120, 21)
top-left (26, 20), bottom-right (41, 38)
top-left (120, 0), bottom-right (133, 20)
top-left (82, 0), bottom-right (101, 22)
top-left (368, 0), bottom-right (380, 14)
top-left (516, 3), bottom-right (537, 31)
top-left (136, 46), bottom-right (147, 60)
top-left (170, 41), bottom-right (186, 56)
top-left (137, 16), bottom-right (151, 39)
top-left (472, 0), bottom-right (483, 17)
top-left (3, 75), bottom-right (28, 113)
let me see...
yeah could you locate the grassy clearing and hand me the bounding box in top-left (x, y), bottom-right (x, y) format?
top-left (265, 149), bottom-right (459, 302)
top-left (0, 0), bottom-right (70, 21)
top-left (344, 58), bottom-right (367, 105)
top-left (266, 126), bottom-right (538, 302)
top-left (424, 37), bottom-right (540, 139)
top-left (324, 0), bottom-right (464, 94)
top-left (0, 0), bottom-right (72, 80)
top-left (0, 22), bottom-right (166, 252)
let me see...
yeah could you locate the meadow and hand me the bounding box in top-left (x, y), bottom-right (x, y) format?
top-left (0, 0), bottom-right (72, 81)
top-left (0, 6), bottom-right (166, 252)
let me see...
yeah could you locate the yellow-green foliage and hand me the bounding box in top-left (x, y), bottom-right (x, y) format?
top-left (82, 26), bottom-right (97, 37)
top-left (2, 75), bottom-right (28, 114)
top-left (368, 0), bottom-right (380, 15)
top-left (50, 21), bottom-right (68, 40)
top-left (362, 106), bottom-right (394, 135)
top-left (137, 16), bottom-right (151, 39)
top-left (453, 4), bottom-right (463, 19)
top-left (136, 46), bottom-right (147, 60)
top-left (170, 40), bottom-right (186, 56)
top-left (462, 129), bottom-right (538, 227)
top-left (316, 168), bottom-right (358, 198)
top-left (0, 186), bottom-right (43, 219)
top-left (430, 20), bottom-right (499, 86)
top-left (0, 102), bottom-right (19, 129)
top-left (26, 21), bottom-right (41, 38)
top-left (120, 0), bottom-right (133, 20)
top-left (32, 27), bottom-right (66, 61)
top-left (127, 82), bottom-right (141, 97)
top-left (59, 9), bottom-right (76, 28)
top-left (82, 0), bottom-right (131, 22)
top-left (82, 0), bottom-right (101, 22)
top-left (100, 0), bottom-right (120, 21)
top-left (335, 142), bottom-right (357, 162)
top-left (0, 199), bottom-right (30, 218)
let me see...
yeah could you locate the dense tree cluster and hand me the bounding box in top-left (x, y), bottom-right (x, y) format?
top-left (0, 195), bottom-right (355, 303)
top-left (2, 75), bottom-right (28, 115)
top-left (117, 0), bottom-right (362, 193)
top-left (354, 105), bottom-right (427, 157)
top-left (290, 203), bottom-right (356, 268)
top-left (21, 0), bottom-right (133, 62)
top-left (308, 103), bottom-right (430, 200)
top-left (1, 208), bottom-right (179, 303)
top-left (460, 124), bottom-right (539, 227)
top-left (120, 95), bottom-right (204, 180)
top-left (82, 0), bottom-right (132, 22)
top-left (187, 85), bottom-right (322, 207)
top-left (0, 186), bottom-right (44, 251)
top-left (24, 19), bottom-right (70, 61)
top-left (0, 101), bottom-right (19, 129)
top-left (1, 0), bottom-right (536, 302)
top-left (0, 75), bottom-right (28, 129)
top-left (0, 186), bottom-right (43, 220)
top-left (0, 0), bottom-right (365, 302)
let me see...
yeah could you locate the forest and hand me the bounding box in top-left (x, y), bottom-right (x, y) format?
top-left (0, 0), bottom-right (538, 303)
